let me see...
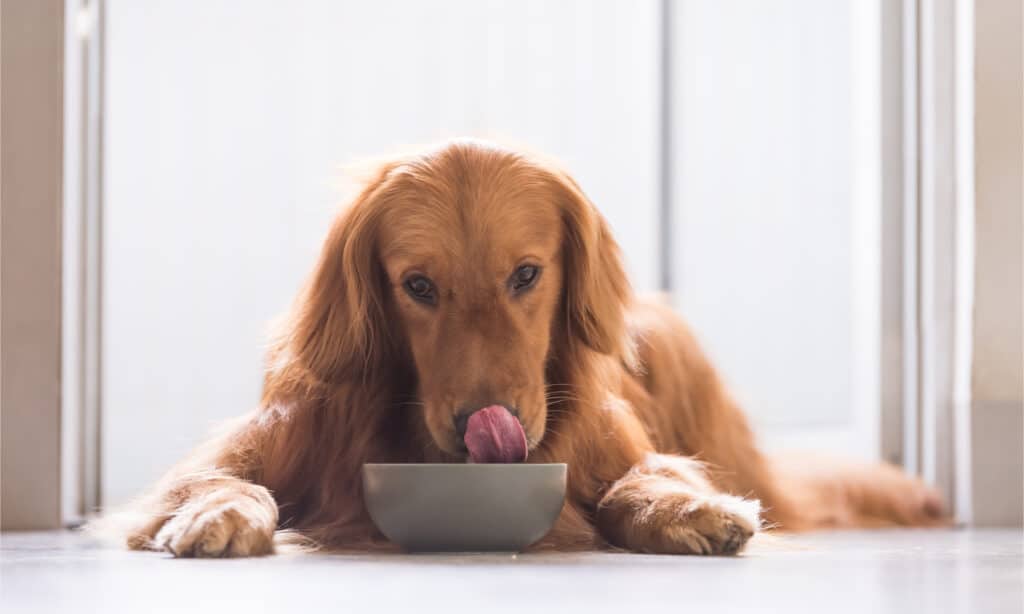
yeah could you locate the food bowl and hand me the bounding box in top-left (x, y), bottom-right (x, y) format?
top-left (362, 463), bottom-right (567, 552)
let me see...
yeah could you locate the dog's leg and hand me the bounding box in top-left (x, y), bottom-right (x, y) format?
top-left (595, 452), bottom-right (761, 555)
top-left (770, 452), bottom-right (948, 528)
top-left (143, 474), bottom-right (278, 557)
top-left (92, 415), bottom-right (280, 558)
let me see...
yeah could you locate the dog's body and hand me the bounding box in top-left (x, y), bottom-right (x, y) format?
top-left (108, 140), bottom-right (944, 557)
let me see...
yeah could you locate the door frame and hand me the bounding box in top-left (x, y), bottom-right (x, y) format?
top-left (61, 0), bottom-right (105, 526)
top-left (881, 0), bottom-right (984, 522)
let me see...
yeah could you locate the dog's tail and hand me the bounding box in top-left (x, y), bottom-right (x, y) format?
top-left (762, 452), bottom-right (949, 530)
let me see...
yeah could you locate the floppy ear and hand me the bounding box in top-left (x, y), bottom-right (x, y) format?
top-left (554, 172), bottom-right (636, 366)
top-left (274, 162), bottom-right (399, 385)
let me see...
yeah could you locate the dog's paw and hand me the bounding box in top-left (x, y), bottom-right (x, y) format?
top-left (154, 485), bottom-right (277, 558)
top-left (895, 477), bottom-right (950, 527)
top-left (644, 493), bottom-right (760, 555)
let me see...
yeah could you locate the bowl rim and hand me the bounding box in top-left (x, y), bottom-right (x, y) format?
top-left (363, 462), bottom-right (567, 469)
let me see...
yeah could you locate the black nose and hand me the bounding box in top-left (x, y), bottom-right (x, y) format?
top-left (454, 411), bottom-right (472, 440)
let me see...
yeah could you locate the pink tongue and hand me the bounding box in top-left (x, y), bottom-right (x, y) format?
top-left (464, 405), bottom-right (528, 463)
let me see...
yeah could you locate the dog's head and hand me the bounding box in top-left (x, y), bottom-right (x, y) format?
top-left (277, 140), bottom-right (633, 458)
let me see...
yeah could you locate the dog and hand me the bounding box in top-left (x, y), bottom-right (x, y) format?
top-left (104, 139), bottom-right (945, 557)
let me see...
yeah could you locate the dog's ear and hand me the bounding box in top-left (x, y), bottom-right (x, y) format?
top-left (274, 162), bottom-right (399, 386)
top-left (553, 171), bottom-right (636, 366)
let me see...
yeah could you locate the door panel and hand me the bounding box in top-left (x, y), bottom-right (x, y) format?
top-left (669, 0), bottom-right (881, 459)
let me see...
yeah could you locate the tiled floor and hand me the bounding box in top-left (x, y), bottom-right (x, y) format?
top-left (1, 529), bottom-right (1021, 613)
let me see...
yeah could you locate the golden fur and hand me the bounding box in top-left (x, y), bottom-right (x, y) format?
top-left (101, 140), bottom-right (945, 557)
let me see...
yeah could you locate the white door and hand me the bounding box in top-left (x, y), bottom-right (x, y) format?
top-left (101, 0), bottom-right (662, 505)
top-left (669, 0), bottom-right (882, 460)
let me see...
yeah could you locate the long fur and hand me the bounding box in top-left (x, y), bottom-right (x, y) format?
top-left (94, 139), bottom-right (946, 557)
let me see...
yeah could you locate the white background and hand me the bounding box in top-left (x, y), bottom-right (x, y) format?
top-left (101, 0), bottom-right (878, 505)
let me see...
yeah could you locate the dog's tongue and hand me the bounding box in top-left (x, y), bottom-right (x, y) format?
top-left (464, 405), bottom-right (528, 463)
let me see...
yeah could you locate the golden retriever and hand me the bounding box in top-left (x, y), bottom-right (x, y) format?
top-left (105, 139), bottom-right (944, 556)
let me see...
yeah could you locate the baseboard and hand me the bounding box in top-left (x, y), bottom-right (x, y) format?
top-left (970, 399), bottom-right (1023, 527)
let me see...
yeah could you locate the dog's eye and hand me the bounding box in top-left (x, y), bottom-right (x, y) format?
top-left (403, 275), bottom-right (437, 305)
top-left (509, 265), bottom-right (540, 293)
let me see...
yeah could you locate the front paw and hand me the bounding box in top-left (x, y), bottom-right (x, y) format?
top-left (658, 494), bottom-right (760, 555)
top-left (613, 493), bottom-right (761, 555)
top-left (154, 485), bottom-right (277, 558)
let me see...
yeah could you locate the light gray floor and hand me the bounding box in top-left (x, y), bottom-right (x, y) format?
top-left (1, 529), bottom-right (1021, 613)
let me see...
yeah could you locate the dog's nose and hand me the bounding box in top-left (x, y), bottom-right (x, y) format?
top-left (454, 410), bottom-right (472, 440)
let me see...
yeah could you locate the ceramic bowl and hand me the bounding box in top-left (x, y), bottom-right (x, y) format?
top-left (362, 463), bottom-right (567, 552)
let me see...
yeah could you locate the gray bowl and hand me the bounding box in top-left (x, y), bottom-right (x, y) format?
top-left (362, 463), bottom-right (567, 552)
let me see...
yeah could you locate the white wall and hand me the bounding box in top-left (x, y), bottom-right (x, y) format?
top-left (1, 0), bottom-right (65, 530)
top-left (670, 0), bottom-right (880, 458)
top-left (102, 0), bottom-right (661, 504)
top-left (969, 0), bottom-right (1023, 527)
